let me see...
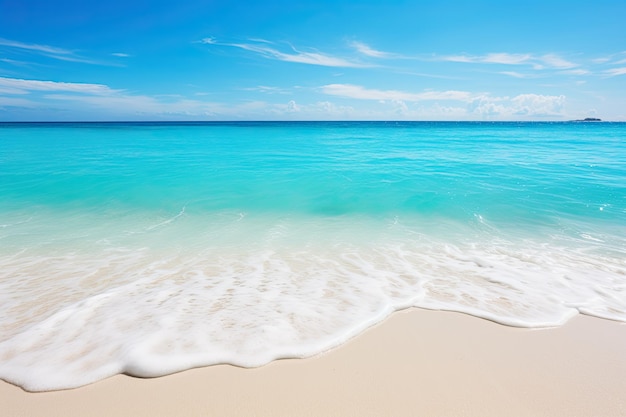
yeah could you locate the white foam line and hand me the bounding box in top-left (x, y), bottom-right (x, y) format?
top-left (580, 233), bottom-right (604, 242)
top-left (0, 216), bottom-right (33, 228)
top-left (146, 206), bottom-right (187, 231)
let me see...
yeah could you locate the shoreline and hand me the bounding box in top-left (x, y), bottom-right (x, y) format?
top-left (2, 308), bottom-right (626, 416)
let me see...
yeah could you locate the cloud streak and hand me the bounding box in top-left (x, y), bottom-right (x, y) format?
top-left (0, 38), bottom-right (73, 56)
top-left (0, 77), bottom-right (118, 95)
top-left (499, 71), bottom-right (538, 79)
top-left (0, 76), bottom-right (299, 119)
top-left (0, 76), bottom-right (221, 117)
top-left (603, 67), bottom-right (626, 77)
top-left (440, 52), bottom-right (578, 69)
top-left (201, 38), bottom-right (370, 68)
top-left (241, 85), bottom-right (292, 94)
top-left (468, 93), bottom-right (565, 117)
top-left (0, 38), bottom-right (116, 66)
top-left (349, 41), bottom-right (393, 58)
top-left (318, 83), bottom-right (566, 119)
top-left (321, 84), bottom-right (473, 102)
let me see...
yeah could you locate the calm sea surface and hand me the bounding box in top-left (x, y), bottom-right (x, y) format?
top-left (1, 121), bottom-right (625, 390)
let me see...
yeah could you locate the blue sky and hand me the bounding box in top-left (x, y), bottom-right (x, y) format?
top-left (1, 0), bottom-right (625, 121)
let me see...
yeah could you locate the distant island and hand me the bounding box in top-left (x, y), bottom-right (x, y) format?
top-left (572, 117), bottom-right (602, 122)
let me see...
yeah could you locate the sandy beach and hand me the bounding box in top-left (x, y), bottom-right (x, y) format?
top-left (2, 308), bottom-right (625, 417)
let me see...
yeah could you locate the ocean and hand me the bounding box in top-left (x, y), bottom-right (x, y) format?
top-left (1, 121), bottom-right (625, 391)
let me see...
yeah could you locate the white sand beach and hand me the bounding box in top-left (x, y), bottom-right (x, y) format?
top-left (2, 308), bottom-right (625, 417)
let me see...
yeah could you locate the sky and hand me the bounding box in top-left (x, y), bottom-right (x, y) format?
top-left (1, 0), bottom-right (625, 121)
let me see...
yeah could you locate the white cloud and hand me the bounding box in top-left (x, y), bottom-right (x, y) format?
top-left (203, 38), bottom-right (369, 68)
top-left (246, 38), bottom-right (273, 44)
top-left (592, 52), bottom-right (626, 65)
top-left (441, 52), bottom-right (578, 70)
top-left (560, 69), bottom-right (590, 75)
top-left (604, 67), bottom-right (626, 77)
top-left (320, 84), bottom-right (567, 120)
top-left (43, 93), bottom-right (215, 115)
top-left (0, 96), bottom-right (38, 107)
top-left (484, 53), bottom-right (534, 65)
top-left (0, 77), bottom-right (221, 118)
top-left (0, 77), bottom-right (118, 95)
top-left (417, 90), bottom-right (474, 101)
top-left (413, 103), bottom-right (469, 120)
top-left (0, 76), bottom-right (571, 121)
top-left (237, 43), bottom-right (367, 67)
top-left (2, 82), bottom-right (316, 120)
top-left (0, 38), bottom-right (115, 66)
top-left (314, 101), bottom-right (355, 116)
top-left (286, 100), bottom-right (300, 112)
top-left (444, 53), bottom-right (532, 65)
top-left (349, 41), bottom-right (392, 58)
top-left (0, 85), bottom-right (29, 94)
top-left (321, 84), bottom-right (473, 102)
top-left (112, 53), bottom-right (130, 57)
top-left (0, 38), bottom-right (73, 55)
top-left (468, 94), bottom-right (565, 118)
top-left (539, 54), bottom-right (577, 69)
top-left (0, 58), bottom-right (33, 67)
top-left (510, 93), bottom-right (565, 115)
top-left (500, 71), bottom-right (537, 79)
top-left (242, 85), bottom-right (291, 94)
top-left (391, 99), bottom-right (409, 115)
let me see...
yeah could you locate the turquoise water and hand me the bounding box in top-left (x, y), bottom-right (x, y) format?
top-left (1, 121), bottom-right (625, 391)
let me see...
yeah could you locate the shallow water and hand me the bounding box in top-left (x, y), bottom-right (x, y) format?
top-left (1, 121), bottom-right (625, 391)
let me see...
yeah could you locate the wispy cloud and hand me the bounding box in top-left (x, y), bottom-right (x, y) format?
top-left (0, 77), bottom-right (118, 95)
top-left (467, 93), bottom-right (566, 118)
top-left (445, 53), bottom-right (533, 65)
top-left (499, 67), bottom-right (587, 78)
top-left (0, 84), bottom-right (29, 95)
top-left (440, 52), bottom-right (578, 69)
top-left (201, 37), bottom-right (369, 68)
top-left (0, 38), bottom-right (114, 66)
top-left (539, 54), bottom-right (578, 69)
top-left (0, 38), bottom-right (73, 55)
top-left (200, 37), bottom-right (217, 45)
top-left (561, 69), bottom-right (590, 75)
top-left (0, 58), bottom-right (34, 67)
top-left (592, 51), bottom-right (626, 64)
top-left (592, 57), bottom-right (611, 64)
top-left (321, 84), bottom-right (474, 102)
top-left (241, 85), bottom-right (292, 94)
top-left (0, 76), bottom-right (220, 117)
top-left (348, 41), bottom-right (393, 58)
top-left (0, 96), bottom-right (39, 108)
top-left (603, 67), bottom-right (626, 77)
top-left (0, 76), bottom-right (288, 119)
top-left (587, 52), bottom-right (626, 77)
top-left (500, 71), bottom-right (538, 79)
top-left (318, 83), bottom-right (567, 119)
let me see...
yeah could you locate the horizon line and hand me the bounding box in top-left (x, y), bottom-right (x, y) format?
top-left (0, 119), bottom-right (617, 124)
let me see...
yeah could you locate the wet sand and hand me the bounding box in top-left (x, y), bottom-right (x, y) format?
top-left (2, 308), bottom-right (626, 416)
